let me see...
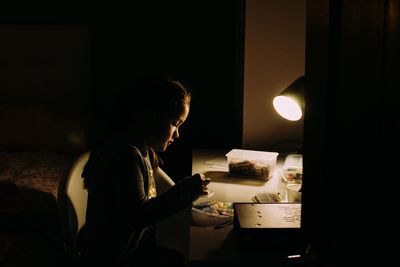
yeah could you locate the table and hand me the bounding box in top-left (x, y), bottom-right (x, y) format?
top-left (156, 149), bottom-right (304, 266)
top-left (189, 149), bottom-right (299, 266)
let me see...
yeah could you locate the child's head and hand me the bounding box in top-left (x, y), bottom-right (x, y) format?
top-left (119, 74), bottom-right (191, 152)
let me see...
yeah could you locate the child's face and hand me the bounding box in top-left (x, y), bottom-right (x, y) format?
top-left (149, 102), bottom-right (190, 152)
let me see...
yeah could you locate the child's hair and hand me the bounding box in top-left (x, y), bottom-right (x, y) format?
top-left (109, 74), bottom-right (191, 136)
top-left (122, 74), bottom-right (191, 123)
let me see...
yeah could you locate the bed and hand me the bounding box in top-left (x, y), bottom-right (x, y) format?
top-left (0, 104), bottom-right (88, 267)
top-left (0, 104), bottom-right (87, 199)
top-left (0, 24), bottom-right (91, 267)
top-left (0, 150), bottom-right (72, 199)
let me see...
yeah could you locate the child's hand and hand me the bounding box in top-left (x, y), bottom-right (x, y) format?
top-left (200, 173), bottom-right (211, 195)
top-left (192, 173), bottom-right (211, 195)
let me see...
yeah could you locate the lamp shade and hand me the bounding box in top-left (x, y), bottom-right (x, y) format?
top-left (273, 75), bottom-right (305, 121)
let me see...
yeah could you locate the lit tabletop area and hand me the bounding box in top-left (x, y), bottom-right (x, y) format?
top-left (189, 149), bottom-right (292, 266)
top-left (192, 149), bottom-right (283, 203)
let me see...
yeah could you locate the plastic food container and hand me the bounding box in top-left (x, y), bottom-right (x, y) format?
top-left (225, 149), bottom-right (279, 180)
top-left (282, 154), bottom-right (303, 184)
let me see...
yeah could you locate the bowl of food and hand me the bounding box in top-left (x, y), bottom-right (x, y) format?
top-left (191, 201), bottom-right (234, 227)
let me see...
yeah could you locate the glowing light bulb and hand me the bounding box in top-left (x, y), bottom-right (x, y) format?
top-left (273, 95), bottom-right (302, 121)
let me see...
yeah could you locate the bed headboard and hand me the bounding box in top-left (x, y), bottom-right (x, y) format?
top-left (0, 24), bottom-right (91, 155)
top-left (0, 104), bottom-right (87, 155)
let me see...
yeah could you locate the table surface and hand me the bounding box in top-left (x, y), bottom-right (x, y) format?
top-left (189, 149), bottom-right (296, 264)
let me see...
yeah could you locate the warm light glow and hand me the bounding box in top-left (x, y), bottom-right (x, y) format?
top-left (273, 95), bottom-right (302, 121)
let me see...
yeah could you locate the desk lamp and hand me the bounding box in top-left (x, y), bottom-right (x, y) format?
top-left (273, 75), bottom-right (305, 121)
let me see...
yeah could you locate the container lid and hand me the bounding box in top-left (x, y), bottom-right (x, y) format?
top-left (283, 154), bottom-right (303, 170)
top-left (225, 149), bottom-right (279, 160)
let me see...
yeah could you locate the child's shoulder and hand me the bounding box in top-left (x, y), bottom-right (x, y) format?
top-left (100, 134), bottom-right (149, 164)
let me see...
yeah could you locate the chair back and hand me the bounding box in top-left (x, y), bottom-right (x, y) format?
top-left (58, 151), bottom-right (90, 267)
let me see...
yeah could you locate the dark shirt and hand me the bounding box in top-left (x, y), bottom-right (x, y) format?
top-left (79, 135), bottom-right (202, 266)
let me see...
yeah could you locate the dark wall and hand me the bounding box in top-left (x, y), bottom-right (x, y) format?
top-left (88, 0), bottom-right (244, 147)
top-left (0, 0), bottom-right (245, 179)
